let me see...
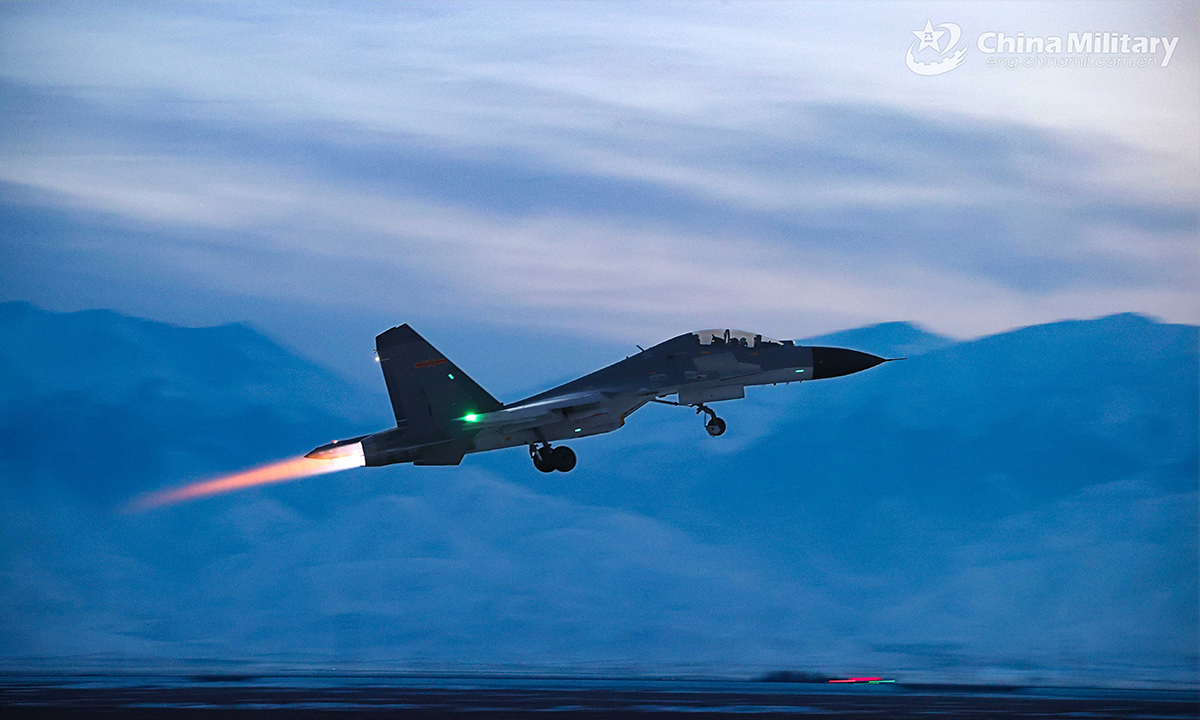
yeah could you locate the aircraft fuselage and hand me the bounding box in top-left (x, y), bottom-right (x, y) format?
top-left (308, 327), bottom-right (889, 471)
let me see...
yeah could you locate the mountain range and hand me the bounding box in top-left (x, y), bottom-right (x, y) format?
top-left (0, 302), bottom-right (1195, 685)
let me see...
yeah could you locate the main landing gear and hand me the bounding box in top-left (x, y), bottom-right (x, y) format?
top-left (649, 399), bottom-right (727, 437)
top-left (531, 444), bottom-right (576, 473)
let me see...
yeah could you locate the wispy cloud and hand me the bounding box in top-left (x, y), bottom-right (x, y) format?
top-left (0, 2), bottom-right (1195, 344)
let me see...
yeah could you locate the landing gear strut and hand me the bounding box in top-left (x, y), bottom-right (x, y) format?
top-left (649, 398), bottom-right (727, 437)
top-left (530, 444), bottom-right (576, 473)
top-left (696, 403), bottom-right (726, 437)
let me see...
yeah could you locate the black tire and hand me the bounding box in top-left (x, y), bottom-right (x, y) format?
top-left (552, 446), bottom-right (577, 472)
top-left (705, 417), bottom-right (726, 437)
top-left (533, 451), bottom-right (556, 473)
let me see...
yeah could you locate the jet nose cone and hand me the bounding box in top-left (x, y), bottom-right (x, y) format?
top-left (810, 347), bottom-right (886, 379)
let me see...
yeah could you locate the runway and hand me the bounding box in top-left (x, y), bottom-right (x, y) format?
top-left (2, 674), bottom-right (1196, 718)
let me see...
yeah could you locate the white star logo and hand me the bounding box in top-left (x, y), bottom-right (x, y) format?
top-left (905, 20), bottom-right (968, 76)
top-left (912, 20), bottom-right (946, 52)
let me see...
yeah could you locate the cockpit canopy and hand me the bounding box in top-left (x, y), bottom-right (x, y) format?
top-left (691, 329), bottom-right (787, 348)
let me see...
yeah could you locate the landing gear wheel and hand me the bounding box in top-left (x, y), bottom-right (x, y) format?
top-left (531, 445), bottom-right (556, 473)
top-left (551, 446), bottom-right (576, 472)
top-left (694, 403), bottom-right (726, 437)
top-left (705, 417), bottom-right (727, 437)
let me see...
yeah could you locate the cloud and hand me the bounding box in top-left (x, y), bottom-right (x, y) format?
top-left (0, 136), bottom-right (1192, 344)
top-left (0, 2), bottom-right (1195, 347)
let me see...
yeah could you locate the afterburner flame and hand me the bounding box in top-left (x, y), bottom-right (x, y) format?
top-left (128, 442), bottom-right (365, 511)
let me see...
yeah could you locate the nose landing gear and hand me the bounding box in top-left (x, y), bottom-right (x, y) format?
top-left (649, 398), bottom-right (728, 437)
top-left (531, 444), bottom-right (576, 473)
top-left (704, 416), bottom-right (727, 437)
top-left (696, 404), bottom-right (726, 436)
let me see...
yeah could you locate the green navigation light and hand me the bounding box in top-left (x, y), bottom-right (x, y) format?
top-left (463, 413), bottom-right (479, 422)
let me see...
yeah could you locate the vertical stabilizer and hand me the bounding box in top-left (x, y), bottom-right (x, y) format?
top-left (375, 325), bottom-right (503, 438)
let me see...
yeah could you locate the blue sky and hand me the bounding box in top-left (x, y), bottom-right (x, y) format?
top-left (0, 1), bottom-right (1196, 386)
top-left (0, 5), bottom-right (1196, 680)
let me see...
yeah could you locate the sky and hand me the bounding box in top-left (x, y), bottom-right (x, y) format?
top-left (0, 3), bottom-right (1196, 682)
top-left (0, 1), bottom-right (1197, 387)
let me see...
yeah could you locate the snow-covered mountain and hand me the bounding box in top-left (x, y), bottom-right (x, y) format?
top-left (0, 304), bottom-right (1194, 685)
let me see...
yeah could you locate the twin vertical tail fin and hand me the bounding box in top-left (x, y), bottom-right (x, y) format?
top-left (375, 325), bottom-right (503, 437)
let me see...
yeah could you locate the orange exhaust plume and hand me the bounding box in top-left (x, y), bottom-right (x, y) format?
top-left (127, 443), bottom-right (365, 511)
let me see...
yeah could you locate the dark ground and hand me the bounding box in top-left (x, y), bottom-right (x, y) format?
top-left (1, 675), bottom-right (1196, 718)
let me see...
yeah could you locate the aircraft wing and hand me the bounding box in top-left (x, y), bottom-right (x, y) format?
top-left (467, 390), bottom-right (613, 427)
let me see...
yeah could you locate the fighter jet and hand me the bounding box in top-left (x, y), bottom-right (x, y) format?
top-left (307, 326), bottom-right (893, 473)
